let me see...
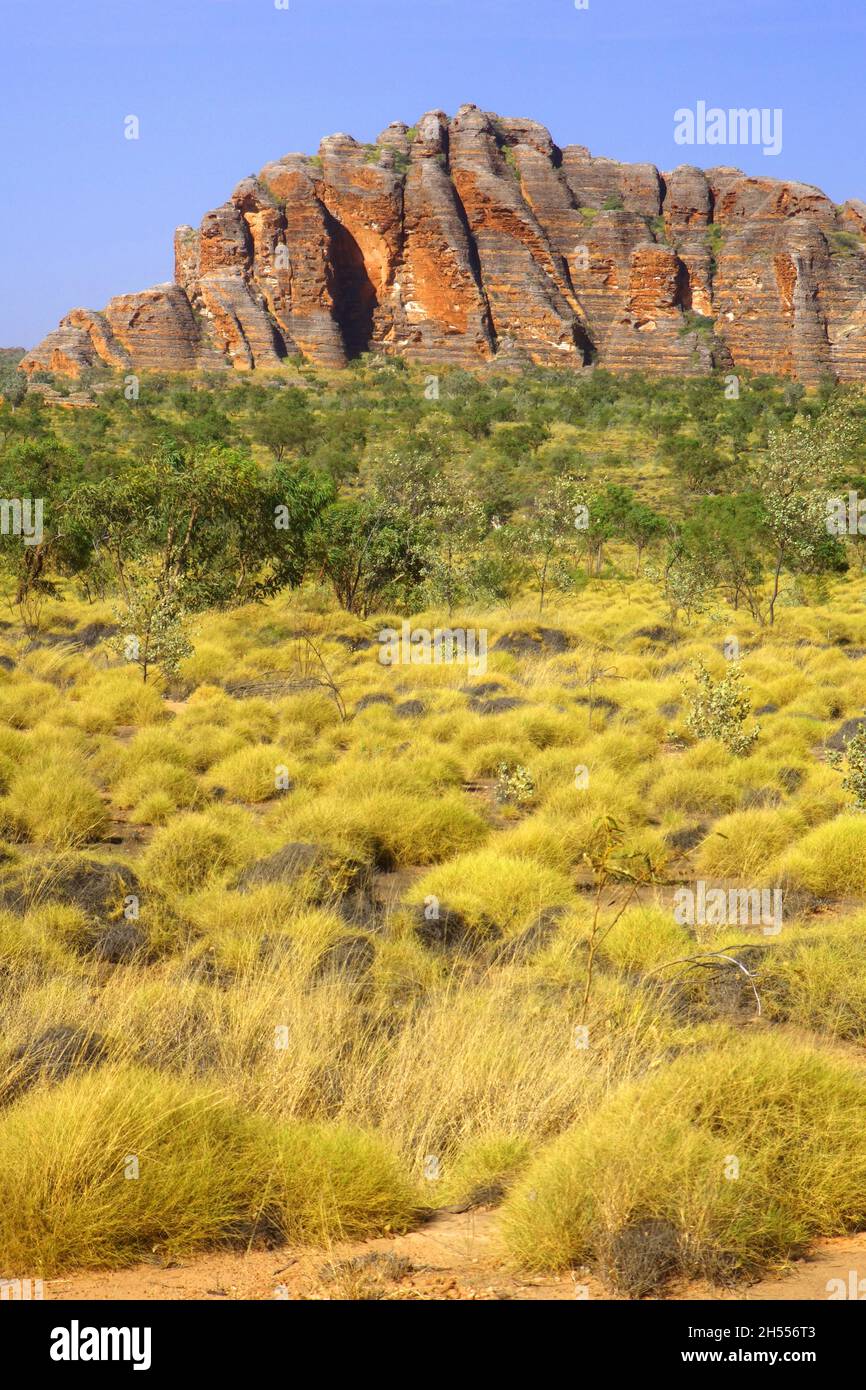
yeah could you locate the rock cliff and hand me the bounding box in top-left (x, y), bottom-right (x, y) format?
top-left (20, 105), bottom-right (866, 382)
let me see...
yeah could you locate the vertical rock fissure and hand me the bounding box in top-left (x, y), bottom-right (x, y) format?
top-left (444, 171), bottom-right (498, 350)
top-left (323, 208), bottom-right (378, 359)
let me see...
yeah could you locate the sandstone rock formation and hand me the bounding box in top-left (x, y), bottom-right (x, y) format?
top-left (19, 105), bottom-right (866, 383)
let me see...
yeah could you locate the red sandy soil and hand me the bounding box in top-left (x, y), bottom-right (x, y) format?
top-left (43, 1210), bottom-right (866, 1302)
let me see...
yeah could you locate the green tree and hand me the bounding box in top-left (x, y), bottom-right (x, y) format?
top-left (666, 433), bottom-right (726, 491)
top-left (71, 444), bottom-right (330, 677)
top-left (649, 534), bottom-right (715, 626)
top-left (620, 498), bottom-right (666, 575)
top-left (254, 389), bottom-right (318, 462)
top-left (0, 357), bottom-right (26, 408)
top-left (518, 473), bottom-right (586, 614)
top-left (682, 493), bottom-right (766, 617)
top-left (0, 436), bottom-right (93, 629)
top-left (310, 496), bottom-right (430, 616)
top-left (754, 406), bottom-right (854, 624)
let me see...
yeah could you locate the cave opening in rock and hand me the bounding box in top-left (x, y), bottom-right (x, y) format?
top-left (674, 258), bottom-right (693, 312)
top-left (325, 213), bottom-right (377, 358)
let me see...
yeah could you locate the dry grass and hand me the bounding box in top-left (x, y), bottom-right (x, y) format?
top-left (3, 576), bottom-right (866, 1282)
top-left (502, 1036), bottom-right (866, 1285)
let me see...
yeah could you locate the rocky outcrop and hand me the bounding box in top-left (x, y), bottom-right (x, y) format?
top-left (20, 105), bottom-right (866, 382)
top-left (22, 289), bottom-right (201, 377)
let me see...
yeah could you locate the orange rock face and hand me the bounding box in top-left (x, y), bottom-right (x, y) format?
top-left (19, 105), bottom-right (866, 381)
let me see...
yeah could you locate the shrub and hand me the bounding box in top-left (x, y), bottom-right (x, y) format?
top-left (0, 1067), bottom-right (418, 1274)
top-left (277, 789), bottom-right (487, 868)
top-left (204, 744), bottom-right (297, 803)
top-left (142, 807), bottom-right (262, 893)
top-left (684, 660), bottom-right (759, 756)
top-left (503, 1036), bottom-right (866, 1285)
top-left (408, 850), bottom-right (573, 937)
top-left (3, 769), bottom-right (108, 849)
top-left (827, 727), bottom-right (866, 810)
top-left (494, 762), bottom-right (537, 807)
top-left (434, 1134), bottom-right (531, 1209)
top-left (762, 920), bottom-right (866, 1043)
top-left (774, 815), bottom-right (866, 897)
top-left (695, 808), bottom-right (803, 879)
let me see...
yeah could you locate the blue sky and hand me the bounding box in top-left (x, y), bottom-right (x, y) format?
top-left (2, 0), bottom-right (864, 347)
